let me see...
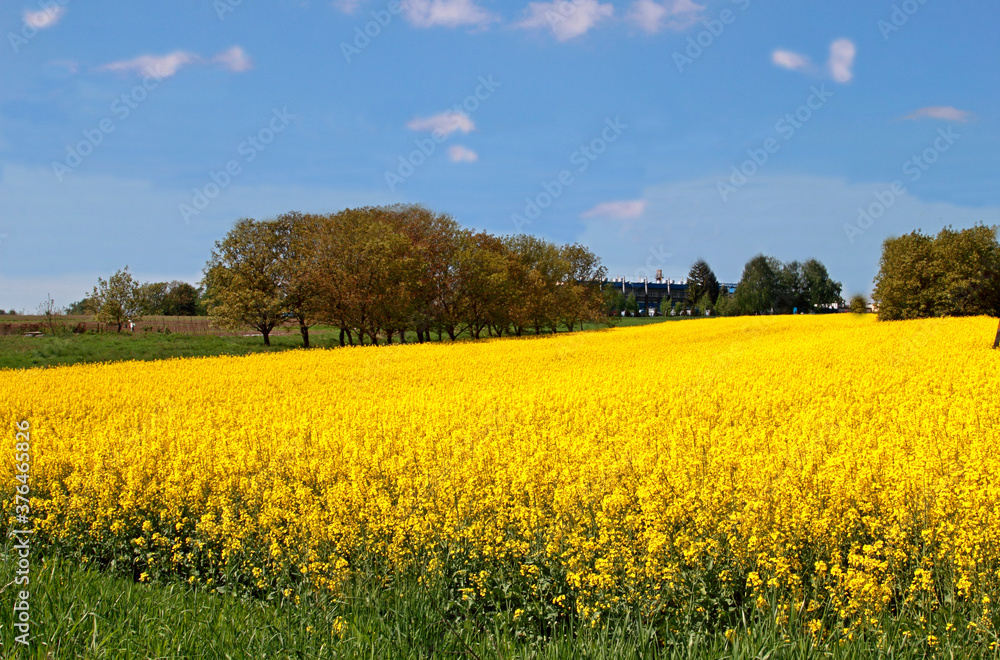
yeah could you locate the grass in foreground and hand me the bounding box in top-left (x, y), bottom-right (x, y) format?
top-left (1, 553), bottom-right (993, 659)
top-left (0, 315), bottom-right (685, 370)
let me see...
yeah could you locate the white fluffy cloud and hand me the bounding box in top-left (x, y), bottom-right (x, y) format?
top-left (626, 0), bottom-right (704, 34)
top-left (902, 106), bottom-right (975, 123)
top-left (517, 0), bottom-right (614, 41)
top-left (448, 145), bottom-right (479, 162)
top-left (828, 38), bottom-right (855, 83)
top-left (406, 112), bottom-right (475, 136)
top-left (23, 6), bottom-right (65, 29)
top-left (772, 39), bottom-right (856, 83)
top-left (771, 49), bottom-right (811, 73)
top-left (213, 46), bottom-right (254, 73)
top-left (401, 0), bottom-right (497, 28)
top-left (581, 200), bottom-right (647, 219)
top-left (99, 47), bottom-right (253, 78)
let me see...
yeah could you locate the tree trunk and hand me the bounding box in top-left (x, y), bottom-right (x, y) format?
top-left (299, 323), bottom-right (310, 348)
top-left (339, 328), bottom-right (346, 347)
top-left (262, 328), bottom-right (271, 346)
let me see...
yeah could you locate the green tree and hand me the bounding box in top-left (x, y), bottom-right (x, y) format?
top-left (733, 255), bottom-right (779, 315)
top-left (162, 281), bottom-right (200, 316)
top-left (931, 225), bottom-right (1000, 316)
top-left (686, 260), bottom-right (721, 307)
top-left (714, 289), bottom-right (735, 316)
top-left (624, 292), bottom-right (639, 317)
top-left (138, 282), bottom-right (169, 315)
top-left (849, 294), bottom-right (867, 314)
top-left (202, 218), bottom-right (287, 346)
top-left (872, 230), bottom-right (940, 320)
top-left (92, 266), bottom-right (143, 332)
top-left (802, 259), bottom-right (843, 310)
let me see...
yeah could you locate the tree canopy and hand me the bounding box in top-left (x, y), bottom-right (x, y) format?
top-left (873, 224), bottom-right (1000, 320)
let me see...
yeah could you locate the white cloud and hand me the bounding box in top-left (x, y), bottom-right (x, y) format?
top-left (828, 38), bottom-right (855, 83)
top-left (406, 111), bottom-right (475, 136)
top-left (581, 200), bottom-right (647, 219)
top-left (213, 46), bottom-right (254, 73)
top-left (517, 0), bottom-right (614, 41)
top-left (627, 0), bottom-right (704, 34)
top-left (902, 106), bottom-right (973, 123)
top-left (99, 47), bottom-right (253, 78)
top-left (401, 0), bottom-right (497, 28)
top-left (771, 49), bottom-right (811, 73)
top-left (23, 6), bottom-right (65, 29)
top-left (100, 51), bottom-right (201, 78)
top-left (448, 145), bottom-right (479, 162)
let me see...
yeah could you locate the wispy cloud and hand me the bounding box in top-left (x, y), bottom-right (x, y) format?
top-left (828, 38), bottom-right (855, 83)
top-left (581, 200), bottom-right (647, 219)
top-left (406, 111), bottom-right (475, 136)
top-left (517, 0), bottom-right (614, 41)
top-left (213, 46), bottom-right (254, 72)
top-left (772, 39), bottom-right (856, 83)
top-left (401, 0), bottom-right (497, 28)
top-left (99, 47), bottom-right (253, 78)
top-left (902, 106), bottom-right (975, 123)
top-left (334, 0), bottom-right (366, 13)
top-left (627, 0), bottom-right (704, 34)
top-left (771, 49), bottom-right (811, 73)
top-left (448, 145), bottom-right (479, 162)
top-left (100, 51), bottom-right (201, 78)
top-left (23, 6), bottom-right (65, 29)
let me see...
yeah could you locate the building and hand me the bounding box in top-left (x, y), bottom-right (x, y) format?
top-left (604, 273), bottom-right (737, 315)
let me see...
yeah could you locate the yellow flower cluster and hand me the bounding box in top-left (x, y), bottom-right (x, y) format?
top-left (3, 315), bottom-right (999, 632)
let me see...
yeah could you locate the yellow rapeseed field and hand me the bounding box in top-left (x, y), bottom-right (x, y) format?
top-left (2, 315), bottom-right (999, 637)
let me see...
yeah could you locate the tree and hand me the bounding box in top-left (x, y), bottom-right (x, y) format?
top-left (624, 292), bottom-right (639, 317)
top-left (66, 297), bottom-right (93, 315)
top-left (92, 266), bottom-right (143, 332)
top-left (162, 282), bottom-right (200, 316)
top-left (686, 260), bottom-right (720, 307)
top-left (870, 226), bottom-right (1000, 320)
top-left (603, 288), bottom-right (625, 317)
top-left (202, 218), bottom-right (287, 345)
top-left (138, 282), bottom-right (169, 316)
top-left (272, 212), bottom-right (324, 347)
top-left (558, 243), bottom-right (607, 331)
top-left (849, 294), bottom-right (867, 314)
top-left (36, 293), bottom-right (59, 334)
top-left (802, 259), bottom-right (843, 310)
top-left (931, 225), bottom-right (1000, 317)
top-left (714, 289), bottom-right (735, 316)
top-left (733, 255), bottom-right (779, 315)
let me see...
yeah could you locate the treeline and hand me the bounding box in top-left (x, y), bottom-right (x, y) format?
top-left (721, 255), bottom-right (844, 316)
top-left (873, 224), bottom-right (1000, 320)
top-left (68, 276), bottom-right (205, 330)
top-left (202, 205), bottom-right (608, 346)
top-left (603, 256), bottom-right (842, 317)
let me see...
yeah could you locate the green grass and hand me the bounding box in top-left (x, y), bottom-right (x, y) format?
top-left (1, 549), bottom-right (994, 659)
top-left (0, 316), bottom-right (691, 370)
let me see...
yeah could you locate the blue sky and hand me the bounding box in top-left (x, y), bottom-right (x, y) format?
top-left (1, 0), bottom-right (998, 310)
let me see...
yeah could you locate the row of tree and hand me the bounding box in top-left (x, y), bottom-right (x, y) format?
top-left (722, 256), bottom-right (844, 316)
top-left (873, 224), bottom-right (1000, 320)
top-left (201, 206), bottom-right (608, 346)
top-left (69, 275), bottom-right (205, 331)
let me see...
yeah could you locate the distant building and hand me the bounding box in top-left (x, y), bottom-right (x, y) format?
top-left (604, 277), bottom-right (737, 315)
